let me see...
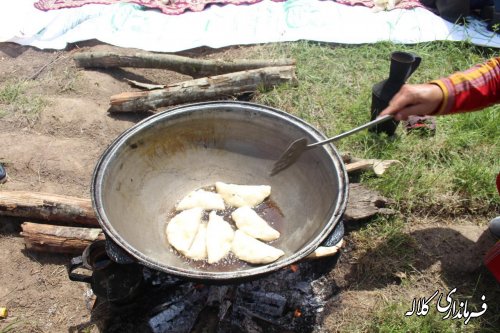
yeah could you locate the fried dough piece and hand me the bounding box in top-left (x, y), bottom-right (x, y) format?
top-left (232, 206), bottom-right (280, 241)
top-left (206, 211), bottom-right (234, 264)
top-left (231, 230), bottom-right (284, 264)
top-left (215, 182), bottom-right (271, 208)
top-left (185, 223), bottom-right (208, 261)
top-left (166, 208), bottom-right (203, 254)
top-left (176, 189), bottom-right (225, 211)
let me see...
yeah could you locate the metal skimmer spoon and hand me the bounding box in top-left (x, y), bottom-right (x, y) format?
top-left (270, 115), bottom-right (393, 176)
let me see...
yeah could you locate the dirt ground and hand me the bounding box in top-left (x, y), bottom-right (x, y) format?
top-left (0, 41), bottom-right (498, 332)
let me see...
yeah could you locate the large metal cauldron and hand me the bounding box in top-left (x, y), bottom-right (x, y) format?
top-left (92, 102), bottom-right (348, 281)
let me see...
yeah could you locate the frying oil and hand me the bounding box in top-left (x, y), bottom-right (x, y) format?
top-left (166, 185), bottom-right (285, 271)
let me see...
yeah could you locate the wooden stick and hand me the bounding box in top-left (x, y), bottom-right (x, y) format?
top-left (29, 51), bottom-right (65, 80)
top-left (125, 78), bottom-right (165, 90)
top-left (0, 191), bottom-right (98, 227)
top-left (346, 160), bottom-right (373, 173)
top-left (21, 222), bottom-right (104, 254)
top-left (109, 66), bottom-right (298, 112)
top-left (349, 157), bottom-right (402, 176)
top-left (74, 51), bottom-right (296, 78)
top-left (307, 239), bottom-right (344, 259)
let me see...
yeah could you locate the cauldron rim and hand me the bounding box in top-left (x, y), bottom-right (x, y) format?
top-left (91, 101), bottom-right (348, 281)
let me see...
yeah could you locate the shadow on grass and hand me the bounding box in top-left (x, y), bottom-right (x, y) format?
top-left (344, 225), bottom-right (500, 330)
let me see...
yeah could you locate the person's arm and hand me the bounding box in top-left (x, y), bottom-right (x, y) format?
top-left (380, 57), bottom-right (500, 120)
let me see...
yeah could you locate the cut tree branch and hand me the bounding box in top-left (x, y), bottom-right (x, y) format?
top-left (109, 66), bottom-right (297, 112)
top-left (73, 51), bottom-right (295, 78)
top-left (345, 160), bottom-right (373, 173)
top-left (0, 191), bottom-right (98, 227)
top-left (21, 222), bottom-right (104, 254)
top-left (125, 78), bottom-right (165, 90)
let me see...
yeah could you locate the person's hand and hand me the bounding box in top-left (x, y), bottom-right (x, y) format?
top-left (379, 83), bottom-right (444, 121)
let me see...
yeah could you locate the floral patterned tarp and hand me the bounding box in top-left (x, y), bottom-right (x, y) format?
top-left (34, 0), bottom-right (285, 15)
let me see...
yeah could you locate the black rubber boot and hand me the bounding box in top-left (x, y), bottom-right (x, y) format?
top-left (489, 216), bottom-right (500, 238)
top-left (369, 51), bottom-right (421, 136)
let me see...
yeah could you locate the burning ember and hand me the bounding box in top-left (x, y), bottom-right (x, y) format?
top-left (82, 256), bottom-right (340, 333)
top-left (68, 221), bottom-right (345, 333)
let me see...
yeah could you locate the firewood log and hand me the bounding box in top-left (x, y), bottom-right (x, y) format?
top-left (0, 191), bottom-right (98, 226)
top-left (74, 51), bottom-right (295, 78)
top-left (109, 66), bottom-right (297, 112)
top-left (21, 222), bottom-right (104, 254)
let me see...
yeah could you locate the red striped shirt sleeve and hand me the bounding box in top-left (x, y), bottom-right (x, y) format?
top-left (430, 57), bottom-right (500, 115)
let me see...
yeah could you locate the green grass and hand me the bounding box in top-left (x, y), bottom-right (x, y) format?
top-left (362, 107), bottom-right (499, 215)
top-left (247, 40), bottom-right (500, 333)
top-left (0, 80), bottom-right (46, 125)
top-left (350, 220), bottom-right (419, 288)
top-left (251, 41), bottom-right (500, 215)
top-left (345, 215), bottom-right (500, 332)
top-left (340, 295), bottom-right (499, 333)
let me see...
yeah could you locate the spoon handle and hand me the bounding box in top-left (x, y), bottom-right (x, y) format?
top-left (307, 115), bottom-right (394, 148)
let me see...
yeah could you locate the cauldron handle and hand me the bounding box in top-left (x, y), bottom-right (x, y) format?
top-left (320, 220), bottom-right (344, 247)
top-left (67, 256), bottom-right (92, 283)
top-left (105, 238), bottom-right (136, 264)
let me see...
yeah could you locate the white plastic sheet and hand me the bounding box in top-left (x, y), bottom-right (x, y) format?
top-left (1, 0), bottom-right (500, 51)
